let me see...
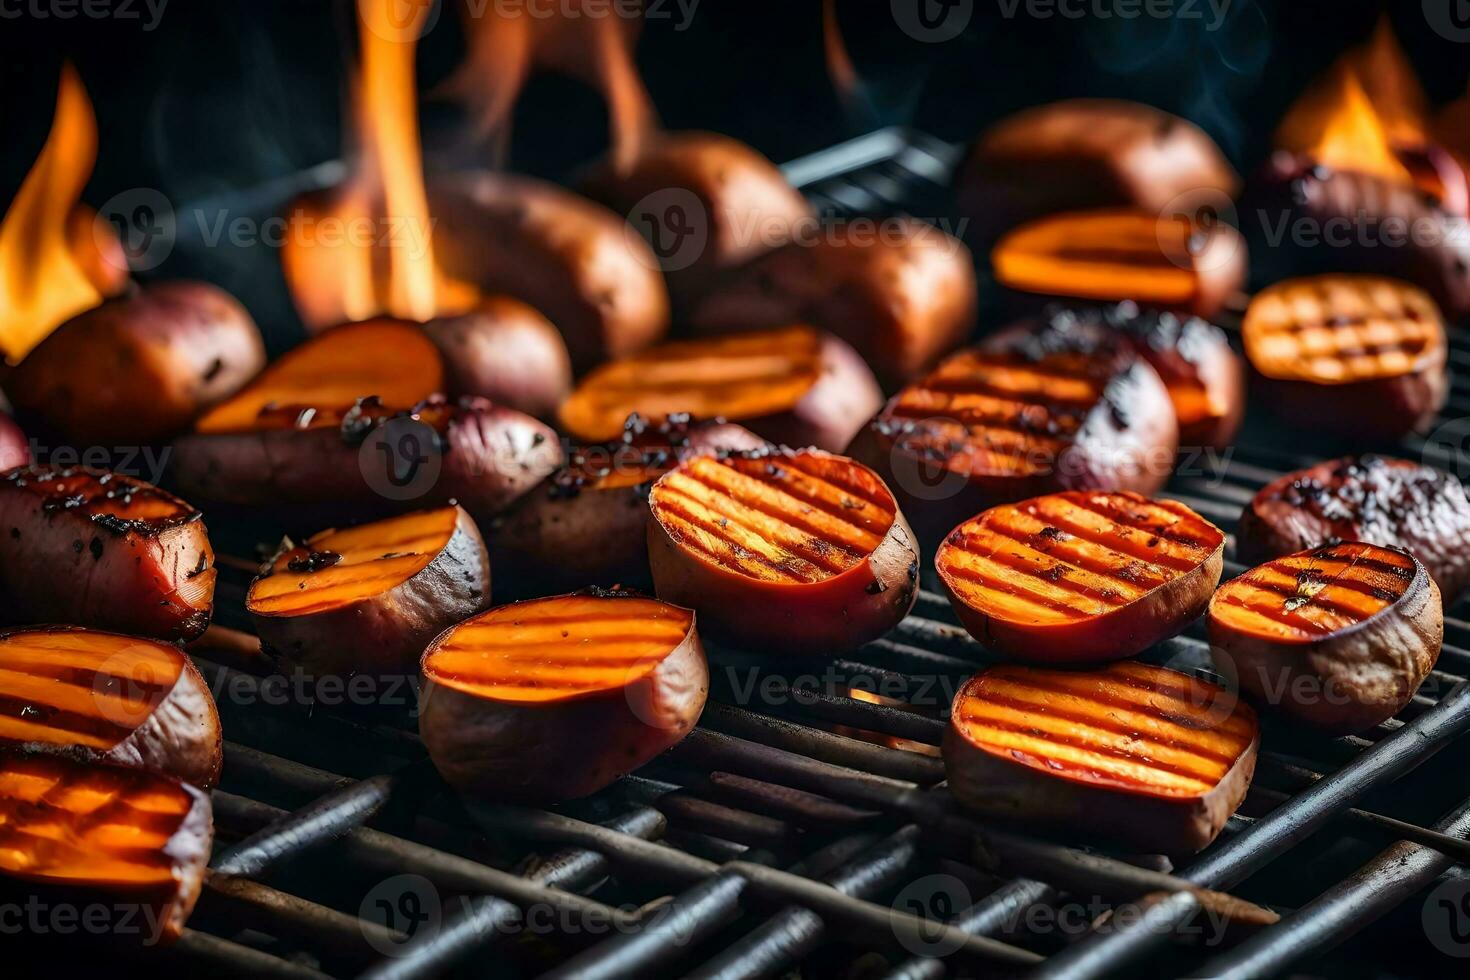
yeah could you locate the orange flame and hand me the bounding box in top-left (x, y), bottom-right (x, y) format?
top-left (0, 65), bottom-right (125, 362)
top-left (822, 0), bottom-right (862, 120)
top-left (447, 0), bottom-right (658, 172)
top-left (282, 0), bottom-right (474, 329)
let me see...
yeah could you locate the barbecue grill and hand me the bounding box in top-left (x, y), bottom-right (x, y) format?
top-left (18, 126), bottom-right (1470, 980)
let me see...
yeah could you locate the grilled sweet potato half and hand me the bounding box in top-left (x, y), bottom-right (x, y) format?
top-left (646, 448), bottom-right (918, 654)
top-left (944, 661), bottom-right (1259, 853)
top-left (1238, 456), bottom-right (1470, 609)
top-left (492, 418), bottom-right (767, 598)
top-left (558, 325), bottom-right (882, 452)
top-left (428, 172), bottom-right (670, 370)
top-left (1209, 543), bottom-right (1442, 734)
top-left (688, 218), bottom-right (978, 387)
top-left (1241, 274), bottom-right (1447, 440)
top-left (0, 751), bottom-right (212, 945)
top-left (991, 209), bottom-right (1246, 318)
top-left (0, 467), bottom-right (214, 640)
top-left (249, 506), bottom-right (490, 679)
top-left (419, 593), bottom-right (707, 802)
top-left (422, 297), bottom-right (572, 419)
top-left (0, 627), bottom-right (221, 788)
top-left (937, 491), bottom-right (1224, 663)
top-left (7, 281), bottom-right (265, 446)
top-left (847, 336), bottom-right (1178, 547)
top-left (956, 99), bottom-right (1240, 246)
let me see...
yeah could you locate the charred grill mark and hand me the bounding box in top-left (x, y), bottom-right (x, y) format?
top-left (6, 467), bottom-right (199, 536)
top-left (1213, 543), bottom-right (1415, 639)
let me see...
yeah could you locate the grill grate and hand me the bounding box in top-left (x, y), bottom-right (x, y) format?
top-left (27, 127), bottom-right (1470, 979)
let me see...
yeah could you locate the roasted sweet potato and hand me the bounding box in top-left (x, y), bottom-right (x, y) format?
top-left (559, 325), bottom-right (881, 452)
top-left (991, 209), bottom-right (1246, 319)
top-left (1237, 455), bottom-right (1470, 609)
top-left (1209, 542), bottom-right (1442, 733)
top-left (419, 593), bottom-right (707, 802)
top-left (173, 396), bottom-right (562, 526)
top-left (0, 466), bottom-right (214, 641)
top-left (422, 297), bottom-right (572, 419)
top-left (428, 172), bottom-right (670, 370)
top-left (6, 281), bottom-right (265, 446)
top-left (1241, 274), bottom-right (1447, 440)
top-left (847, 337), bottom-right (1178, 547)
top-left (956, 99), bottom-right (1240, 246)
top-left (0, 413), bottom-right (28, 471)
top-left (580, 131), bottom-right (814, 310)
top-left (984, 303), bottom-right (1244, 451)
top-left (688, 219), bottom-right (978, 387)
top-left (937, 491), bottom-right (1224, 663)
top-left (944, 661), bottom-right (1259, 854)
top-left (0, 751), bottom-right (212, 945)
top-left (491, 417), bottom-right (766, 598)
top-left (0, 627), bottom-right (220, 787)
top-left (249, 505), bottom-right (490, 679)
top-left (646, 448), bottom-right (918, 654)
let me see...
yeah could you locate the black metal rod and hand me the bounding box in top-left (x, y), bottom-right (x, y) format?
top-left (213, 773), bottom-right (400, 876)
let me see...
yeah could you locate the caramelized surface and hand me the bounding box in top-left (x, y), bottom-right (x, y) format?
top-left (952, 661), bottom-right (1257, 798)
top-left (938, 492), bottom-right (1223, 626)
top-left (4, 466), bottom-right (199, 533)
top-left (1243, 275), bottom-right (1445, 384)
top-left (992, 210), bottom-right (1203, 304)
top-left (558, 326), bottom-right (822, 442)
top-left (0, 752), bottom-right (199, 887)
top-left (195, 319), bottom-right (444, 434)
top-left (249, 508), bottom-right (460, 616)
top-left (649, 451), bottom-right (897, 584)
top-left (423, 595), bottom-right (693, 703)
top-left (1211, 542), bottom-right (1416, 642)
top-left (0, 629), bottom-right (186, 752)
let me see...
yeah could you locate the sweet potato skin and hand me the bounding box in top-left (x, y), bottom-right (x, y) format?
top-left (0, 466), bottom-right (215, 641)
top-left (7, 281), bottom-right (265, 445)
top-left (418, 601), bottom-right (708, 802)
top-left (688, 219), bottom-right (977, 386)
top-left (428, 172), bottom-right (670, 370)
top-left (752, 332), bottom-right (884, 453)
top-left (251, 507), bottom-right (490, 680)
top-left (0, 414), bottom-right (28, 470)
top-left (1251, 367), bottom-right (1446, 443)
top-left (422, 297), bottom-right (572, 419)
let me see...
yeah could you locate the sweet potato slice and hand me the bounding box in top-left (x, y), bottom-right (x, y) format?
top-left (646, 448), bottom-right (918, 654)
top-left (0, 627), bottom-right (220, 787)
top-left (991, 209), bottom-right (1245, 318)
top-left (249, 505), bottom-right (490, 678)
top-left (944, 661), bottom-right (1259, 853)
top-left (558, 325), bottom-right (881, 452)
top-left (1237, 455), bottom-right (1470, 608)
top-left (0, 751), bottom-right (212, 945)
top-left (0, 466), bottom-right (214, 641)
top-left (1241, 274), bottom-right (1447, 440)
top-left (418, 593), bottom-right (707, 802)
top-left (1209, 542), bottom-right (1442, 733)
top-left (937, 491), bottom-right (1224, 663)
top-left (847, 337), bottom-right (1178, 546)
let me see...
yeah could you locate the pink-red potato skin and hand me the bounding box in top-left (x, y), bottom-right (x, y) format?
top-left (6, 281), bottom-right (265, 445)
top-left (251, 508), bottom-right (491, 679)
top-left (0, 414), bottom-right (27, 471)
top-left (1251, 367), bottom-right (1447, 443)
top-left (427, 172), bottom-right (670, 370)
top-left (421, 298), bottom-right (572, 419)
top-left (748, 332), bottom-right (883, 453)
top-left (0, 467), bottom-right (215, 641)
top-left (0, 626), bottom-right (222, 789)
top-left (580, 131), bottom-right (814, 310)
top-left (689, 219), bottom-right (978, 387)
top-left (1209, 553), bottom-right (1442, 734)
top-left (417, 607), bottom-right (708, 802)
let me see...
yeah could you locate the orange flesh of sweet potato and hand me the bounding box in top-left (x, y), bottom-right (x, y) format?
top-left (422, 594), bottom-right (694, 703)
top-left (649, 454), bottom-right (896, 585)
top-left (938, 492), bottom-right (1223, 627)
top-left (1211, 541), bottom-right (1416, 641)
top-left (992, 210), bottom-right (1203, 304)
top-left (951, 661), bottom-right (1257, 798)
top-left (249, 507), bottom-right (460, 616)
top-left (1242, 275), bottom-right (1446, 385)
top-left (194, 318), bottom-right (444, 434)
top-left (558, 326), bottom-right (823, 442)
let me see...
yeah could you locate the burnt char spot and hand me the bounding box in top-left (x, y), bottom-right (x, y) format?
top-left (287, 551), bottom-right (343, 574)
top-left (865, 579), bottom-right (889, 595)
top-left (88, 537), bottom-right (103, 561)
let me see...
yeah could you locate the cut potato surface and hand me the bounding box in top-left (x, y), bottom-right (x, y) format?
top-left (195, 318), bottom-right (443, 434)
top-left (937, 491), bottom-right (1224, 661)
